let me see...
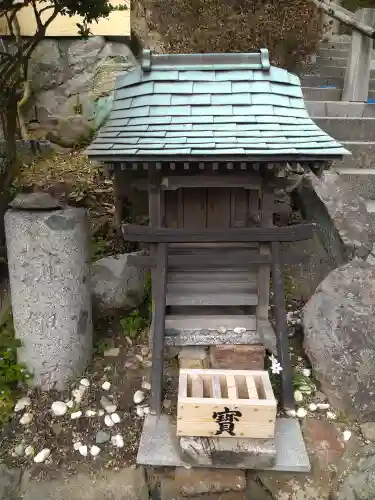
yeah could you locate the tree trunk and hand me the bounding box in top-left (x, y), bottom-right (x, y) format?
top-left (0, 86), bottom-right (20, 246)
top-left (310, 0), bottom-right (375, 37)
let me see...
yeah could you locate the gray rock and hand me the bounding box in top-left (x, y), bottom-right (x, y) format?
top-left (0, 464), bottom-right (21, 500)
top-left (5, 207), bottom-right (93, 391)
top-left (335, 444), bottom-right (375, 500)
top-left (296, 171), bottom-right (373, 261)
top-left (22, 38), bottom-right (136, 124)
top-left (10, 192), bottom-right (62, 210)
top-left (361, 423), bottom-right (375, 441)
top-left (286, 171), bottom-right (374, 302)
top-left (20, 467), bottom-right (149, 500)
top-left (46, 115), bottom-right (92, 148)
top-left (91, 252), bottom-right (146, 315)
top-left (303, 260), bottom-right (375, 421)
top-left (95, 430), bottom-right (110, 444)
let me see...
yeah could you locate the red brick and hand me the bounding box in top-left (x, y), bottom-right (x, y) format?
top-left (209, 344), bottom-right (265, 370)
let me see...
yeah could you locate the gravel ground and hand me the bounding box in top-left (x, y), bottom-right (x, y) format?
top-left (0, 319), bottom-right (177, 479)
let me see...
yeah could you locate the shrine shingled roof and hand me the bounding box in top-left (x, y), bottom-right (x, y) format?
top-left (85, 49), bottom-right (350, 162)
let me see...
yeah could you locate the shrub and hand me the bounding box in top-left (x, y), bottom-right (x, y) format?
top-left (0, 314), bottom-right (31, 423)
top-left (140, 0), bottom-right (324, 70)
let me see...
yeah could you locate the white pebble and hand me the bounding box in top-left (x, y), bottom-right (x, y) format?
top-left (302, 368), bottom-right (311, 377)
top-left (101, 381), bottom-right (111, 391)
top-left (90, 445), bottom-right (101, 457)
top-left (111, 413), bottom-right (121, 424)
top-left (111, 434), bottom-right (124, 448)
top-left (308, 403), bottom-right (318, 412)
top-left (294, 390), bottom-right (303, 403)
top-left (51, 401), bottom-right (68, 417)
top-left (133, 390), bottom-right (145, 405)
top-left (14, 397), bottom-right (31, 412)
top-left (163, 399), bottom-right (172, 409)
top-left (317, 403), bottom-right (330, 410)
top-left (73, 441), bottom-right (83, 450)
top-left (217, 326), bottom-right (227, 334)
top-left (98, 409), bottom-right (105, 417)
top-left (25, 446), bottom-right (34, 457)
top-left (66, 400), bottom-right (74, 408)
top-left (85, 410), bottom-right (96, 417)
top-left (71, 411), bottom-right (82, 420)
top-left (141, 381), bottom-right (151, 391)
top-left (143, 406), bottom-right (150, 415)
top-left (20, 412), bottom-right (33, 425)
top-left (286, 409), bottom-right (297, 418)
top-left (326, 411), bottom-right (337, 420)
top-left (104, 414), bottom-right (115, 427)
top-left (72, 388), bottom-right (85, 403)
top-left (34, 448), bottom-right (50, 463)
top-left (233, 327), bottom-right (246, 334)
top-left (79, 445), bottom-right (88, 457)
top-left (136, 406), bottom-right (145, 417)
top-left (296, 407), bottom-right (307, 418)
top-left (80, 378), bottom-right (90, 388)
top-left (343, 430), bottom-right (352, 442)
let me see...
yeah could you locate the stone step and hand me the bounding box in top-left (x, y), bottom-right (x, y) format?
top-left (334, 167), bottom-right (375, 200)
top-left (301, 74), bottom-right (375, 91)
top-left (316, 56), bottom-right (348, 68)
top-left (302, 86), bottom-right (341, 101)
top-left (318, 47), bottom-right (349, 59)
top-left (313, 117), bottom-right (375, 141)
top-left (306, 101), bottom-right (375, 117)
top-left (307, 65), bottom-right (375, 79)
top-left (319, 40), bottom-right (351, 51)
top-left (339, 141), bottom-right (375, 169)
top-left (137, 414), bottom-right (311, 472)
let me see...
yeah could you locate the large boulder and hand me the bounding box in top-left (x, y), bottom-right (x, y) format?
top-left (303, 259), bottom-right (375, 421)
top-left (91, 252), bottom-right (147, 315)
top-left (335, 444), bottom-right (375, 500)
top-left (283, 171), bottom-right (374, 302)
top-left (45, 115), bottom-right (93, 148)
top-left (25, 37), bottom-right (136, 123)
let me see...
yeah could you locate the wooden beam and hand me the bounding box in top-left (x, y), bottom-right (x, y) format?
top-left (132, 175), bottom-right (261, 191)
top-left (150, 242), bottom-right (168, 416)
top-left (271, 241), bottom-right (294, 411)
top-left (310, 0), bottom-right (375, 38)
top-left (122, 223), bottom-right (315, 243)
top-left (127, 252), bottom-right (308, 268)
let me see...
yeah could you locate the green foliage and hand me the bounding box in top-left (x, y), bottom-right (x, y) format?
top-left (120, 309), bottom-right (148, 339)
top-left (91, 237), bottom-right (108, 261)
top-left (292, 373), bottom-right (316, 393)
top-left (0, 314), bottom-right (31, 423)
top-left (94, 338), bottom-right (110, 354)
top-left (120, 274), bottom-right (152, 339)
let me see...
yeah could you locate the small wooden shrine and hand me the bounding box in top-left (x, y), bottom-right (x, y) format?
top-left (86, 49), bottom-right (349, 472)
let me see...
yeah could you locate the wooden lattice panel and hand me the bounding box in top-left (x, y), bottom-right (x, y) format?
top-left (177, 369), bottom-right (277, 439)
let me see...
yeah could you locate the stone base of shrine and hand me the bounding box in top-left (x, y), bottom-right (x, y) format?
top-left (137, 414), bottom-right (311, 472)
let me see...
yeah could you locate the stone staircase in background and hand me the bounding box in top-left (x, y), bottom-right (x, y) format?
top-left (300, 35), bottom-right (375, 224)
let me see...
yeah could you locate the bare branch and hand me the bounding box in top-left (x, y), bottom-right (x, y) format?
top-left (30, 0), bottom-right (43, 30)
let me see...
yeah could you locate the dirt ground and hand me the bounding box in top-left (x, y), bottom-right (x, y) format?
top-left (0, 317), bottom-right (178, 479)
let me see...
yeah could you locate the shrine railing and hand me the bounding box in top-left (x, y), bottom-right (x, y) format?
top-left (122, 223), bottom-right (315, 416)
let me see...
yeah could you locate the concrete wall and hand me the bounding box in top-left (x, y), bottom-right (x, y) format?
top-left (0, 0), bottom-right (130, 37)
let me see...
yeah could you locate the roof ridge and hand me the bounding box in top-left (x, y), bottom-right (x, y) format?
top-left (141, 49), bottom-right (271, 72)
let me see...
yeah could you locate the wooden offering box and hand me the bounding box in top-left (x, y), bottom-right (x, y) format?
top-left (177, 369), bottom-right (277, 439)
